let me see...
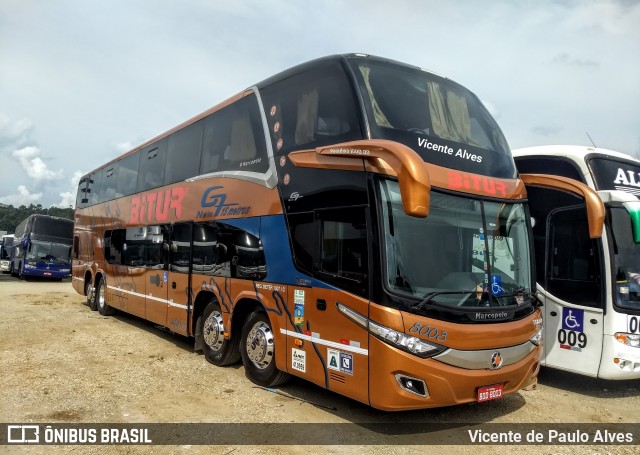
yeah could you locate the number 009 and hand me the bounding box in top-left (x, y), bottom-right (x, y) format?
top-left (557, 329), bottom-right (587, 348)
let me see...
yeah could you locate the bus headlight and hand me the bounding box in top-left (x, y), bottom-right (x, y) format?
top-left (24, 263), bottom-right (37, 269)
top-left (614, 333), bottom-right (640, 348)
top-left (337, 302), bottom-right (446, 358)
top-left (368, 320), bottom-right (446, 358)
top-left (530, 327), bottom-right (543, 346)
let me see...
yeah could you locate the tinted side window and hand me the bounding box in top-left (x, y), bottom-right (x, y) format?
top-left (165, 122), bottom-right (203, 185)
top-left (170, 223), bottom-right (191, 273)
top-left (514, 157), bottom-right (584, 182)
top-left (88, 171), bottom-right (102, 206)
top-left (200, 94), bottom-right (269, 175)
top-left (99, 165), bottom-right (118, 203)
top-left (104, 229), bottom-right (125, 264)
top-left (137, 141), bottom-right (167, 192)
top-left (192, 223), bottom-right (225, 276)
top-left (76, 175), bottom-right (90, 208)
top-left (260, 61), bottom-right (361, 154)
top-left (547, 206), bottom-right (602, 308)
top-left (116, 152), bottom-right (140, 197)
top-left (287, 212), bottom-right (314, 273)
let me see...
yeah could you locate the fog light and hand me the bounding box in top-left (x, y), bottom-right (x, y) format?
top-left (395, 374), bottom-right (428, 397)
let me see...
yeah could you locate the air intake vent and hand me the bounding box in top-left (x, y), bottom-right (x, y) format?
top-left (329, 372), bottom-right (346, 383)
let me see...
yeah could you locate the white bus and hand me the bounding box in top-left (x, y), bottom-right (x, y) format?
top-left (514, 145), bottom-right (640, 379)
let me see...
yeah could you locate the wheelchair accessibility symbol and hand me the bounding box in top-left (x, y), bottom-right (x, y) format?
top-left (561, 307), bottom-right (584, 332)
top-left (490, 274), bottom-right (503, 296)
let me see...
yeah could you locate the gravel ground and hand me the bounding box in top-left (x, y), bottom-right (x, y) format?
top-left (0, 277), bottom-right (638, 454)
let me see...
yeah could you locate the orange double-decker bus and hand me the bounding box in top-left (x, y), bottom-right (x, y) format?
top-left (72, 54), bottom-right (603, 410)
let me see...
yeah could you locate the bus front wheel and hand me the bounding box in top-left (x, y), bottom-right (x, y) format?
top-left (240, 310), bottom-right (290, 387)
top-left (200, 301), bottom-right (240, 366)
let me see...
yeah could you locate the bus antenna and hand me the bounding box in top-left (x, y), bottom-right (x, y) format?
top-left (586, 132), bottom-right (597, 148)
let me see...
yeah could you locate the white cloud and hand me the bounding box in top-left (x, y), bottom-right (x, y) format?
top-left (0, 185), bottom-right (42, 206)
top-left (0, 113), bottom-right (35, 152)
top-left (55, 191), bottom-right (76, 208)
top-left (53, 170), bottom-right (84, 208)
top-left (12, 146), bottom-right (63, 182)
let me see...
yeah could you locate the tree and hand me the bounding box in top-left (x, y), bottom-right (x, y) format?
top-left (0, 204), bottom-right (74, 233)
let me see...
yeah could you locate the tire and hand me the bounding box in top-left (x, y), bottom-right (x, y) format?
top-left (96, 278), bottom-right (115, 316)
top-left (240, 310), bottom-right (290, 387)
top-left (87, 279), bottom-right (98, 311)
top-left (200, 301), bottom-right (240, 366)
top-left (85, 280), bottom-right (95, 309)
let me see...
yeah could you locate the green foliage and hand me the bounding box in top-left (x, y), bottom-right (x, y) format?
top-left (0, 204), bottom-right (74, 234)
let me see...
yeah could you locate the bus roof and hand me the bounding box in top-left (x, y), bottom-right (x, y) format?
top-left (83, 53), bottom-right (459, 177)
top-left (513, 145), bottom-right (639, 164)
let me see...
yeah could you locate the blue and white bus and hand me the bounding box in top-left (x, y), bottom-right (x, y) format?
top-left (514, 146), bottom-right (640, 379)
top-left (11, 214), bottom-right (73, 279)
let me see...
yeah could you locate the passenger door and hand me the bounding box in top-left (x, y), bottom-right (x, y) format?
top-left (521, 175), bottom-right (606, 377)
top-left (166, 223), bottom-right (192, 335)
top-left (286, 207), bottom-right (370, 404)
top-left (542, 206), bottom-right (604, 376)
top-left (144, 225), bottom-right (169, 326)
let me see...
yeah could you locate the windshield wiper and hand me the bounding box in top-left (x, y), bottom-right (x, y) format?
top-left (412, 290), bottom-right (474, 312)
top-left (493, 288), bottom-right (543, 308)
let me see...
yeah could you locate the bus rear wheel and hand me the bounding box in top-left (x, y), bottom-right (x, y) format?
top-left (87, 279), bottom-right (98, 311)
top-left (201, 301), bottom-right (240, 366)
top-left (240, 310), bottom-right (290, 387)
top-left (96, 278), bottom-right (115, 316)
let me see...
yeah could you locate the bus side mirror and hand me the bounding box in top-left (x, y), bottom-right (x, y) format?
top-left (520, 173), bottom-right (605, 239)
top-left (623, 201), bottom-right (640, 243)
top-left (290, 140), bottom-right (431, 218)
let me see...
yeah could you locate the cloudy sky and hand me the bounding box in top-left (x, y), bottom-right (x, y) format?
top-left (1, 0), bottom-right (639, 208)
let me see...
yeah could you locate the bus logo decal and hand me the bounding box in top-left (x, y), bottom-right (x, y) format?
top-left (200, 186), bottom-right (251, 218)
top-left (129, 187), bottom-right (185, 224)
top-left (447, 171), bottom-right (507, 197)
top-left (490, 352), bottom-right (503, 370)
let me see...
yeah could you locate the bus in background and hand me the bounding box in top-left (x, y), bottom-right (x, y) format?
top-left (514, 146), bottom-right (640, 379)
top-left (72, 54), bottom-right (603, 410)
top-left (11, 214), bottom-right (73, 280)
top-left (1, 234), bottom-right (15, 273)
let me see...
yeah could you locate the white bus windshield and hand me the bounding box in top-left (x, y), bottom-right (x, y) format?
top-left (379, 180), bottom-right (532, 310)
top-left (610, 207), bottom-right (640, 309)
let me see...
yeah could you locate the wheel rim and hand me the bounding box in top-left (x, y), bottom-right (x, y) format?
top-left (203, 310), bottom-right (225, 351)
top-left (85, 281), bottom-right (92, 304)
top-left (245, 321), bottom-right (274, 370)
top-left (97, 282), bottom-right (105, 309)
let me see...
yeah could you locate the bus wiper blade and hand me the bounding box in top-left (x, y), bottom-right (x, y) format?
top-left (495, 288), bottom-right (543, 307)
top-left (412, 290), bottom-right (473, 312)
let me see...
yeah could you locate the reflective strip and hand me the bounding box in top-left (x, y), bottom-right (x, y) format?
top-left (280, 329), bottom-right (368, 356)
top-left (106, 285), bottom-right (188, 309)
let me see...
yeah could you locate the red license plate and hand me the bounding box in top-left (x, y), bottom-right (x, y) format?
top-left (44, 272), bottom-right (51, 276)
top-left (477, 384), bottom-right (503, 402)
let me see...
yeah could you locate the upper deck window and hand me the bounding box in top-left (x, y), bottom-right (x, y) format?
top-left (349, 58), bottom-right (515, 178)
top-left (200, 93), bottom-right (269, 175)
top-left (259, 61), bottom-right (361, 154)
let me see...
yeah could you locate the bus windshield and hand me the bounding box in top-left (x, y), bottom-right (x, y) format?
top-left (349, 58), bottom-right (515, 178)
top-left (610, 207), bottom-right (640, 309)
top-left (379, 179), bottom-right (531, 309)
top-left (26, 240), bottom-right (72, 263)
